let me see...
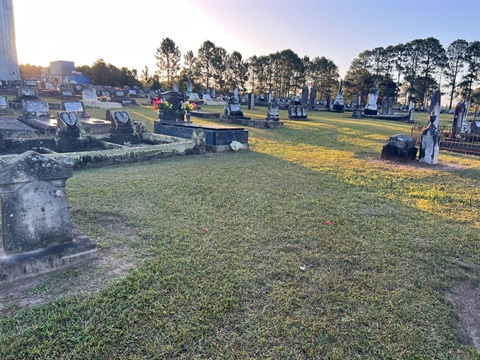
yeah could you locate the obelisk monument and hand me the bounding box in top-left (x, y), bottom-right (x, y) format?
top-left (0, 0), bottom-right (21, 80)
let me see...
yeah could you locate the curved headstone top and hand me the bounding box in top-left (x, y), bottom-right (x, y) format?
top-left (58, 111), bottom-right (79, 126)
top-left (113, 110), bottom-right (131, 124)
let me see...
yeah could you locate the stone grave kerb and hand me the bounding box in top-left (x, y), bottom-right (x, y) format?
top-left (0, 151), bottom-right (74, 255)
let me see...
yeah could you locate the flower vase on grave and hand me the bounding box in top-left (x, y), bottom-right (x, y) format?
top-left (186, 112), bottom-right (191, 123)
top-left (158, 110), bottom-right (164, 121)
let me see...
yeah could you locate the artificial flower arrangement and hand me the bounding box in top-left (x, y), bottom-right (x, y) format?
top-left (99, 95), bottom-right (111, 102)
top-left (182, 101), bottom-right (197, 113)
top-left (157, 99), bottom-right (173, 112)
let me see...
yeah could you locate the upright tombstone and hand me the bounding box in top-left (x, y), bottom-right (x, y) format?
top-left (267, 90), bottom-right (272, 103)
top-left (17, 87), bottom-right (39, 100)
top-left (419, 89), bottom-right (441, 165)
top-left (387, 97), bottom-right (394, 115)
top-left (233, 88), bottom-right (239, 102)
top-left (301, 86), bottom-right (309, 106)
top-left (357, 92), bottom-right (362, 109)
top-left (274, 90), bottom-right (279, 101)
top-left (288, 96), bottom-right (308, 120)
top-left (332, 80), bottom-right (345, 113)
top-left (381, 97), bottom-right (389, 115)
top-left (187, 81), bottom-right (193, 94)
top-left (0, 151), bottom-right (97, 282)
top-left (82, 88), bottom-right (98, 106)
top-left (309, 87), bottom-right (317, 107)
top-left (407, 95), bottom-right (415, 123)
top-left (266, 99), bottom-right (280, 121)
top-left (55, 111), bottom-right (92, 152)
top-left (249, 92), bottom-right (255, 110)
top-left (224, 97), bottom-right (247, 118)
top-left (452, 101), bottom-right (470, 137)
top-left (0, 95), bottom-right (13, 114)
top-left (0, 0), bottom-right (20, 80)
top-left (352, 92), bottom-right (363, 118)
top-left (0, 95), bottom-right (7, 109)
top-left (364, 85), bottom-right (379, 115)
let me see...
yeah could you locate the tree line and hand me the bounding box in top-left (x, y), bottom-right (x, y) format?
top-left (19, 36), bottom-right (479, 110)
top-left (151, 37), bottom-right (479, 110)
top-left (344, 38), bottom-right (480, 110)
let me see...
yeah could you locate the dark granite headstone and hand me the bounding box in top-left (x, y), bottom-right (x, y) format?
top-left (382, 97), bottom-right (389, 115)
top-left (381, 134), bottom-right (418, 162)
top-left (158, 91), bottom-right (184, 122)
top-left (301, 87), bottom-right (309, 106)
top-left (309, 87), bottom-right (317, 107)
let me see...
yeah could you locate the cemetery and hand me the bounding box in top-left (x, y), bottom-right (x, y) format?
top-left (0, 82), bottom-right (480, 358)
top-left (1, 2), bottom-right (480, 357)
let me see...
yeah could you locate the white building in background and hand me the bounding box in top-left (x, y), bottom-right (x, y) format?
top-left (0, 0), bottom-right (20, 80)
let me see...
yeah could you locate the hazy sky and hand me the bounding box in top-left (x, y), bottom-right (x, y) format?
top-left (12, 0), bottom-right (480, 78)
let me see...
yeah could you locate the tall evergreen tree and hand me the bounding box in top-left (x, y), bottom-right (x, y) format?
top-left (154, 37), bottom-right (181, 87)
top-left (196, 40), bottom-right (217, 89)
top-left (444, 39), bottom-right (468, 110)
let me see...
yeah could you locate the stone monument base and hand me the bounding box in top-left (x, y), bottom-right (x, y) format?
top-left (154, 121), bottom-right (248, 152)
top-left (221, 117), bottom-right (284, 129)
top-left (190, 110), bottom-right (220, 119)
top-left (0, 230), bottom-right (97, 283)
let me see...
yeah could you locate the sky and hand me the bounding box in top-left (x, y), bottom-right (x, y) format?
top-left (11, 0), bottom-right (480, 79)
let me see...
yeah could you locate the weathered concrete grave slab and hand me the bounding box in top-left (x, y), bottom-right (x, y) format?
top-left (0, 151), bottom-right (97, 282)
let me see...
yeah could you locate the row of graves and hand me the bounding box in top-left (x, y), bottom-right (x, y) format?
top-left (0, 95), bottom-right (201, 166)
top-left (381, 89), bottom-right (480, 165)
top-left (219, 89), bottom-right (285, 128)
top-left (0, 86), bottom-right (251, 283)
top-left (153, 89), bottom-right (249, 152)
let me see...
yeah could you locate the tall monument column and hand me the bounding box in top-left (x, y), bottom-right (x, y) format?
top-left (0, 0), bottom-right (21, 80)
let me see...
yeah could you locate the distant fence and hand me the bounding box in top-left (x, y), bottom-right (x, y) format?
top-left (411, 125), bottom-right (480, 156)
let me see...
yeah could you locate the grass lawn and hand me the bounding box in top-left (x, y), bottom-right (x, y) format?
top-left (1, 103), bottom-right (479, 359)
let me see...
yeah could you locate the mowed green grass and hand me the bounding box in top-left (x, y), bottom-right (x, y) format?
top-left (1, 104), bottom-right (479, 359)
